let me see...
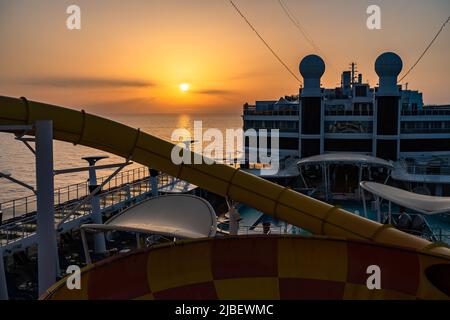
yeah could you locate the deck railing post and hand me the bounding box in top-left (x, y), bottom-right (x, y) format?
top-left (35, 120), bottom-right (58, 296)
top-left (85, 161), bottom-right (107, 255)
top-left (0, 249), bottom-right (8, 300)
top-left (150, 169), bottom-right (159, 197)
top-left (126, 185), bottom-right (131, 200)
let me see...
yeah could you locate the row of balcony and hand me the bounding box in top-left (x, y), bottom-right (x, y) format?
top-left (243, 108), bottom-right (450, 117)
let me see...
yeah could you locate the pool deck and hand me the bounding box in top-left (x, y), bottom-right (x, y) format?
top-left (238, 206), bottom-right (264, 227)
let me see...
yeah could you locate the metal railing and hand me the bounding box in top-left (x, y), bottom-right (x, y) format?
top-left (435, 230), bottom-right (450, 245)
top-left (402, 109), bottom-right (450, 116)
top-left (56, 178), bottom-right (150, 225)
top-left (404, 165), bottom-right (450, 176)
top-left (237, 225), bottom-right (450, 245)
top-left (237, 225), bottom-right (308, 236)
top-left (0, 215), bottom-right (38, 245)
top-left (325, 110), bottom-right (373, 116)
top-left (400, 127), bottom-right (450, 134)
top-left (243, 109), bottom-right (299, 116)
top-left (0, 172), bottom-right (182, 246)
top-left (0, 166), bottom-right (149, 222)
top-left (243, 126), bottom-right (299, 133)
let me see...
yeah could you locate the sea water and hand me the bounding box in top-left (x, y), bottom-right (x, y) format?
top-left (0, 113), bottom-right (241, 203)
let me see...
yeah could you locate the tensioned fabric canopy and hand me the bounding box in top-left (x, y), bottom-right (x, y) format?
top-left (360, 181), bottom-right (450, 215)
top-left (297, 153), bottom-right (393, 169)
top-left (83, 194), bottom-right (217, 239)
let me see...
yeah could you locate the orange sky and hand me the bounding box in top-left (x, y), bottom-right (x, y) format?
top-left (0, 0), bottom-right (449, 115)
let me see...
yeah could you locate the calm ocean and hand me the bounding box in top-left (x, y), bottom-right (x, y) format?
top-left (0, 113), bottom-right (242, 203)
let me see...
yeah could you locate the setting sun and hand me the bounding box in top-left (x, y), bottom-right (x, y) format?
top-left (179, 83), bottom-right (190, 92)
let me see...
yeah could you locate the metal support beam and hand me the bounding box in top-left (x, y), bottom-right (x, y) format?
top-left (321, 164), bottom-right (326, 200)
top-left (57, 162), bottom-right (129, 227)
top-left (358, 165), bottom-right (363, 200)
top-left (0, 125), bottom-right (33, 132)
top-left (375, 196), bottom-right (381, 223)
top-left (86, 160), bottom-right (107, 254)
top-left (150, 169), bottom-right (159, 197)
top-left (80, 229), bottom-right (92, 265)
top-left (54, 162), bottom-right (131, 175)
top-left (226, 197), bottom-right (240, 236)
top-left (0, 172), bottom-right (36, 193)
top-left (298, 166), bottom-right (308, 189)
top-left (361, 186), bottom-right (368, 218)
top-left (35, 120), bottom-right (58, 295)
top-left (0, 249), bottom-right (8, 300)
top-left (388, 201), bottom-right (392, 224)
top-left (15, 137), bottom-right (36, 155)
top-left (22, 140), bottom-right (36, 155)
top-left (136, 233), bottom-right (141, 249)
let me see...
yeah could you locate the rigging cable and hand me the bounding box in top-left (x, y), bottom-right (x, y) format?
top-left (228, 0), bottom-right (302, 84)
top-left (277, 0), bottom-right (319, 53)
top-left (277, 0), bottom-right (339, 77)
top-left (399, 15), bottom-right (450, 83)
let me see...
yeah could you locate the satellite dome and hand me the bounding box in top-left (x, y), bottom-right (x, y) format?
top-left (299, 55), bottom-right (325, 79)
top-left (375, 52), bottom-right (403, 77)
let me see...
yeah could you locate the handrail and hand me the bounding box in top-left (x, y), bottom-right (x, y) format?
top-left (56, 162), bottom-right (131, 227)
top-left (324, 110), bottom-right (374, 116)
top-left (394, 160), bottom-right (450, 176)
top-left (402, 110), bottom-right (450, 116)
top-left (0, 166), bottom-right (149, 221)
top-left (243, 110), bottom-right (299, 116)
top-left (0, 172), bottom-right (182, 245)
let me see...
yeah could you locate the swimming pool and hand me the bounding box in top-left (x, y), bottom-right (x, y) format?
top-left (237, 201), bottom-right (450, 244)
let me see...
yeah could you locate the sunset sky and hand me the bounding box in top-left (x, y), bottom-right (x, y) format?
top-left (0, 0), bottom-right (449, 115)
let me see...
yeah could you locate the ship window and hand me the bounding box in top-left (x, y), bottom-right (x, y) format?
top-left (325, 121), bottom-right (373, 134)
top-left (301, 97), bottom-right (321, 134)
top-left (325, 139), bottom-right (372, 152)
top-left (279, 138), bottom-right (298, 150)
top-left (355, 86), bottom-right (367, 97)
top-left (377, 97), bottom-right (399, 135)
top-left (377, 140), bottom-right (398, 160)
top-left (401, 121), bottom-right (450, 133)
top-left (401, 139), bottom-right (450, 152)
top-left (301, 139), bottom-right (320, 157)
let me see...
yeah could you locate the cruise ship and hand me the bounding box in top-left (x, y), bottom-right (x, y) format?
top-left (242, 52), bottom-right (450, 197)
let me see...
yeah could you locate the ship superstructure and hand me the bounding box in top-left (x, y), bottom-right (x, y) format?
top-left (242, 52), bottom-right (450, 196)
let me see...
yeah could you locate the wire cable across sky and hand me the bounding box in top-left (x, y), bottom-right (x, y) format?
top-left (399, 15), bottom-right (450, 83)
top-left (228, 0), bottom-right (302, 84)
top-left (277, 0), bottom-right (339, 77)
top-left (277, 0), bottom-right (319, 53)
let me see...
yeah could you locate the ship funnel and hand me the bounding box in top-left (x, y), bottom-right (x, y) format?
top-left (299, 54), bottom-right (325, 97)
top-left (375, 52), bottom-right (403, 96)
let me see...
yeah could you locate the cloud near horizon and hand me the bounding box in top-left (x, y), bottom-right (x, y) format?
top-left (192, 89), bottom-right (234, 96)
top-left (16, 77), bottom-right (154, 88)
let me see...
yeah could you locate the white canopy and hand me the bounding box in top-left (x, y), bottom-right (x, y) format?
top-left (297, 153), bottom-right (393, 169)
top-left (83, 194), bottom-right (217, 239)
top-left (360, 181), bottom-right (450, 215)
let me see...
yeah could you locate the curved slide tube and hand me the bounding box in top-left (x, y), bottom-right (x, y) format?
top-left (43, 236), bottom-right (450, 300)
top-left (0, 96), bottom-right (449, 257)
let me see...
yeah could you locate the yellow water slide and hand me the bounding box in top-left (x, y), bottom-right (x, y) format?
top-left (0, 96), bottom-right (449, 299)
